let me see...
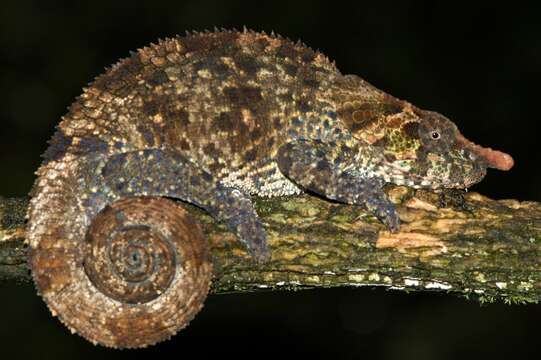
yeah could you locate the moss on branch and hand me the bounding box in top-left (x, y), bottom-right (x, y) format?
top-left (1, 186), bottom-right (540, 304)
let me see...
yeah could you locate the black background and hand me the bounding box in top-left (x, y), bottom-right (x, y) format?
top-left (1, 1), bottom-right (540, 359)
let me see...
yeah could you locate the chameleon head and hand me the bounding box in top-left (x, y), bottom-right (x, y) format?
top-left (369, 106), bottom-right (514, 189)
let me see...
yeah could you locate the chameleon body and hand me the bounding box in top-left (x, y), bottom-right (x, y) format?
top-left (26, 29), bottom-right (513, 347)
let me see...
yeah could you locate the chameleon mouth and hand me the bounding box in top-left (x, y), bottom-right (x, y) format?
top-left (448, 160), bottom-right (487, 189)
top-left (381, 150), bottom-right (488, 190)
top-left (455, 131), bottom-right (514, 171)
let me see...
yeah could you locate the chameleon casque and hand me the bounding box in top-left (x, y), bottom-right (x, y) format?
top-left (26, 29), bottom-right (514, 348)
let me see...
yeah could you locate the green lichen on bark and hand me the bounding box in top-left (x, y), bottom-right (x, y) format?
top-left (1, 187), bottom-right (540, 304)
top-left (0, 196), bottom-right (30, 282)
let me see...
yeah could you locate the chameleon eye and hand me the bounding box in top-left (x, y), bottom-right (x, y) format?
top-left (431, 131), bottom-right (441, 140)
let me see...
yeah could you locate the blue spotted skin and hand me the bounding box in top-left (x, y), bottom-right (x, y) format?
top-left (276, 139), bottom-right (399, 230)
top-left (77, 150), bottom-right (268, 261)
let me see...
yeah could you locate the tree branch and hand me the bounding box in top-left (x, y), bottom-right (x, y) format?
top-left (1, 187), bottom-right (540, 304)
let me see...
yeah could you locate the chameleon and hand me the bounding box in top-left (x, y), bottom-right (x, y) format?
top-left (26, 29), bottom-right (514, 347)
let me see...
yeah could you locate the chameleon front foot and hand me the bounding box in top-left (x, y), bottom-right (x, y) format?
top-left (364, 197), bottom-right (401, 232)
top-left (277, 139), bottom-right (401, 232)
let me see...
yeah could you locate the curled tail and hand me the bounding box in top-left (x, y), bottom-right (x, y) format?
top-left (27, 154), bottom-right (212, 348)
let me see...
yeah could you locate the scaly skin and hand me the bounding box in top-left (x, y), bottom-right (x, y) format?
top-left (29, 29), bottom-right (513, 260)
top-left (25, 30), bottom-right (513, 347)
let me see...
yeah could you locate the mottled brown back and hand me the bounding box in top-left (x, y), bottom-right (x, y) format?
top-left (46, 30), bottom-right (344, 182)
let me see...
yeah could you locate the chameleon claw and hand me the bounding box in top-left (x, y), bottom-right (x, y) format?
top-left (383, 210), bottom-right (401, 233)
top-left (365, 198), bottom-right (401, 232)
top-left (224, 210), bottom-right (270, 263)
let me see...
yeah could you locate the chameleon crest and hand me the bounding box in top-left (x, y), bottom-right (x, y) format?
top-left (26, 29), bottom-right (513, 348)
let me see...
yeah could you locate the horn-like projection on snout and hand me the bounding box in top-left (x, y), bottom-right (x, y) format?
top-left (456, 131), bottom-right (514, 171)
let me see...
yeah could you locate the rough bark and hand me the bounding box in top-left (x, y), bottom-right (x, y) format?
top-left (1, 186), bottom-right (540, 304)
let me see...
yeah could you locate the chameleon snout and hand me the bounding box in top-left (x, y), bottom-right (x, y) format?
top-left (456, 131), bottom-right (514, 171)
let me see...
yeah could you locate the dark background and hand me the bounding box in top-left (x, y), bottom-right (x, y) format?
top-left (1, 1), bottom-right (540, 359)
